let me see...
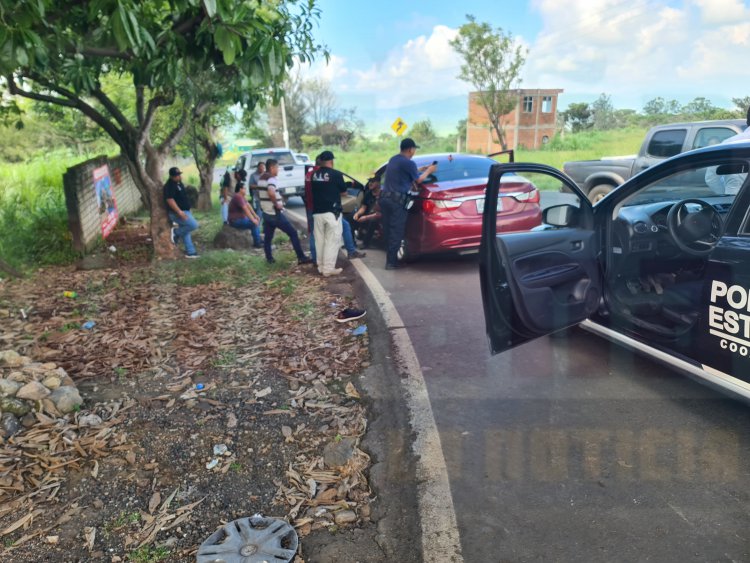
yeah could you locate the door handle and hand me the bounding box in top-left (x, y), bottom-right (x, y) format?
top-left (571, 240), bottom-right (583, 250)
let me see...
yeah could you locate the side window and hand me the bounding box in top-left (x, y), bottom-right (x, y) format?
top-left (236, 156), bottom-right (246, 171)
top-left (693, 127), bottom-right (737, 149)
top-left (621, 159), bottom-right (747, 212)
top-left (522, 96), bottom-right (533, 113)
top-left (647, 129), bottom-right (687, 158)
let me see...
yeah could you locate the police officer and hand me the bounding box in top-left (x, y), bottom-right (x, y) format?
top-left (379, 138), bottom-right (436, 269)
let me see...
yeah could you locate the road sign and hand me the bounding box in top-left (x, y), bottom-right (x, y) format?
top-left (391, 117), bottom-right (408, 136)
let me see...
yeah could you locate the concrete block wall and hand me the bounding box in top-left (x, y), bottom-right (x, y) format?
top-left (63, 155), bottom-right (143, 252)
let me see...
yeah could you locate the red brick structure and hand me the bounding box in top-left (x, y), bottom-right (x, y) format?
top-left (467, 88), bottom-right (563, 152)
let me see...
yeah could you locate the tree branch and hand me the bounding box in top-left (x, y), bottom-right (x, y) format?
top-left (5, 76), bottom-right (77, 108)
top-left (136, 86), bottom-right (145, 126)
top-left (90, 87), bottom-right (136, 135)
top-left (157, 109), bottom-right (189, 154)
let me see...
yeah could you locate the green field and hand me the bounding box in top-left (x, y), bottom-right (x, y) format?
top-left (0, 128), bottom-right (647, 269)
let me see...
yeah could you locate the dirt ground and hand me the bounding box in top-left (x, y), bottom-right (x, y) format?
top-left (0, 233), bottom-right (387, 562)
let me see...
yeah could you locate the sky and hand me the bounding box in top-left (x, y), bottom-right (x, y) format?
top-left (298, 0), bottom-right (750, 135)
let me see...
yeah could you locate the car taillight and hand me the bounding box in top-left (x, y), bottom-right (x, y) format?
top-left (512, 188), bottom-right (540, 204)
top-left (422, 198), bottom-right (462, 214)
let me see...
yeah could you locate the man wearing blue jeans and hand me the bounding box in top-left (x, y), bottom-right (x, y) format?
top-left (164, 166), bottom-right (199, 258)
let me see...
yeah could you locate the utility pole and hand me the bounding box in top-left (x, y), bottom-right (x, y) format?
top-left (280, 96), bottom-right (290, 149)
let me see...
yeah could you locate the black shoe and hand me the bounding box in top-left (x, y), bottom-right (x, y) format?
top-left (267, 257), bottom-right (276, 264)
top-left (348, 250), bottom-right (366, 259)
top-left (298, 256), bottom-right (313, 265)
top-left (335, 308), bottom-right (367, 323)
top-left (385, 263), bottom-right (399, 270)
top-left (254, 243), bottom-right (263, 248)
top-left (185, 253), bottom-right (200, 259)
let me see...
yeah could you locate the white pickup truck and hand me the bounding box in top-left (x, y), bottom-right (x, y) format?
top-left (234, 147), bottom-right (307, 199)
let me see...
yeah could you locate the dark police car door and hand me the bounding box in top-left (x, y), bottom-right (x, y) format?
top-left (480, 163), bottom-right (602, 354)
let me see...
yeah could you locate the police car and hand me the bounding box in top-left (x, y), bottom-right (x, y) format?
top-left (479, 140), bottom-right (750, 401)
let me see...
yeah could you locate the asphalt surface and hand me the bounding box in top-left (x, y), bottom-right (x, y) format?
top-left (291, 194), bottom-right (750, 561)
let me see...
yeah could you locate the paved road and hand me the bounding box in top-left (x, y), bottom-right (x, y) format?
top-left (290, 194), bottom-right (750, 561)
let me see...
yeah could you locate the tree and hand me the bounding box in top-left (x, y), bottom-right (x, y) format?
top-left (732, 96), bottom-right (750, 117)
top-left (2, 0), bottom-right (323, 257)
top-left (563, 103), bottom-right (593, 133)
top-left (410, 119), bottom-right (438, 144)
top-left (302, 77), bottom-right (337, 132)
top-left (266, 71), bottom-right (308, 148)
top-left (450, 15), bottom-right (527, 150)
top-left (591, 93), bottom-right (615, 130)
top-left (643, 97), bottom-right (681, 117)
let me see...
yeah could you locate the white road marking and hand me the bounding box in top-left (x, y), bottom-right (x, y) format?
top-left (350, 259), bottom-right (464, 563)
top-left (287, 205), bottom-right (463, 561)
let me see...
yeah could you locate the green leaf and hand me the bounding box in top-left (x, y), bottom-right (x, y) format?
top-left (15, 46), bottom-right (29, 67)
top-left (214, 27), bottom-right (236, 65)
top-left (203, 0), bottom-right (217, 18)
top-left (112, 9), bottom-right (128, 50)
top-left (117, 5), bottom-right (137, 47)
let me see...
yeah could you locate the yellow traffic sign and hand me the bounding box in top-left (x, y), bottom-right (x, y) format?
top-left (391, 117), bottom-right (408, 136)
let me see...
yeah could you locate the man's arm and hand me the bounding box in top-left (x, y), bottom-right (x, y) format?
top-left (416, 163), bottom-right (437, 184)
top-left (241, 197), bottom-right (260, 223)
top-left (165, 197), bottom-right (186, 220)
top-left (268, 184), bottom-right (283, 210)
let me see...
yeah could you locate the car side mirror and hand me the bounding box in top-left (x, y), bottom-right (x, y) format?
top-left (543, 204), bottom-right (578, 228)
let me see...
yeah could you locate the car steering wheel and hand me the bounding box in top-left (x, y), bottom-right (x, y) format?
top-left (666, 198), bottom-right (722, 257)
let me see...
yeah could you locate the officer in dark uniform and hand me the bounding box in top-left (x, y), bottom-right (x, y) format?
top-left (379, 138), bottom-right (436, 269)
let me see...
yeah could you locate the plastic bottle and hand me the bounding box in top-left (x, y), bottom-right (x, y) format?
top-left (82, 321), bottom-right (96, 330)
top-left (63, 291), bottom-right (78, 298)
top-left (191, 308), bottom-right (206, 319)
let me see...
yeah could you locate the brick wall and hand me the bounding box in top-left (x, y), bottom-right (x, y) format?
top-left (63, 155), bottom-right (143, 252)
top-left (467, 88), bottom-right (563, 152)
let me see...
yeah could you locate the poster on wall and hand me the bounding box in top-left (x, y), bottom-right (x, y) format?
top-left (93, 165), bottom-right (118, 237)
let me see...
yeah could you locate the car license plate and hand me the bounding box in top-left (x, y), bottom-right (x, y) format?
top-left (476, 198), bottom-right (502, 214)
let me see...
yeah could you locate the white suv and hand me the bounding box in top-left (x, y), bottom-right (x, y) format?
top-left (235, 148), bottom-right (307, 199)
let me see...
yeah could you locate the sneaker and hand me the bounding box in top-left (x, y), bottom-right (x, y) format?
top-left (185, 253), bottom-right (200, 259)
top-left (322, 268), bottom-right (343, 277)
top-left (348, 250), bottom-right (366, 259)
top-left (336, 308), bottom-right (366, 323)
top-left (170, 227), bottom-right (177, 245)
top-left (298, 256), bottom-right (313, 265)
top-left (267, 257), bottom-right (276, 264)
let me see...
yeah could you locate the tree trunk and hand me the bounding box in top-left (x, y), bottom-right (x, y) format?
top-left (196, 165), bottom-right (214, 211)
top-left (194, 131), bottom-right (217, 212)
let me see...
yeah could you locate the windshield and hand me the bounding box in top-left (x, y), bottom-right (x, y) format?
top-left (249, 152), bottom-right (296, 166)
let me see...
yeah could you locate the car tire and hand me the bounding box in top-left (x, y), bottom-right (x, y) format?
top-left (587, 184), bottom-right (614, 204)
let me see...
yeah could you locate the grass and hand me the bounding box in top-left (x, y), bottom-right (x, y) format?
top-left (0, 153), bottom-right (87, 270)
top-left (127, 545), bottom-right (170, 563)
top-left (156, 248), bottom-right (295, 287)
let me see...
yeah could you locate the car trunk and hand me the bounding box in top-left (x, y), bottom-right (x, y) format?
top-left (419, 177), bottom-right (537, 219)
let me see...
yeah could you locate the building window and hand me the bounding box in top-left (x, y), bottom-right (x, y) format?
top-left (542, 96), bottom-right (552, 113)
top-left (523, 96), bottom-right (533, 113)
top-left (542, 135), bottom-right (550, 144)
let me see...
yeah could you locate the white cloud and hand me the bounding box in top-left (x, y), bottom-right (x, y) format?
top-left (526, 0), bottom-right (750, 107)
top-left (296, 26), bottom-right (466, 105)
top-left (691, 0), bottom-right (749, 25)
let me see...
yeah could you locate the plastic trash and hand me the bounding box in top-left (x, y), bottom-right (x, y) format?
top-left (206, 459), bottom-right (219, 470)
top-left (213, 444), bottom-right (228, 456)
top-left (108, 245), bottom-right (117, 253)
top-left (82, 321), bottom-right (96, 330)
top-left (195, 383), bottom-right (205, 391)
top-left (351, 325), bottom-right (367, 336)
top-left (191, 308), bottom-right (206, 320)
top-left (63, 291), bottom-right (77, 299)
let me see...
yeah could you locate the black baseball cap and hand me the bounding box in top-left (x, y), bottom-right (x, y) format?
top-left (400, 138), bottom-right (419, 150)
top-left (169, 166), bottom-right (182, 176)
top-left (318, 150), bottom-right (335, 161)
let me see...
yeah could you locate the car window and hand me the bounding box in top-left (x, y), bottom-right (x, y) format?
top-left (693, 127), bottom-right (737, 149)
top-left (428, 157), bottom-right (495, 182)
top-left (621, 159), bottom-right (748, 208)
top-left (235, 156), bottom-right (246, 171)
top-left (250, 152), bottom-right (296, 166)
top-left (647, 129), bottom-right (687, 158)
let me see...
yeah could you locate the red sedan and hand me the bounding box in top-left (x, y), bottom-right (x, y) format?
top-left (373, 153), bottom-right (542, 260)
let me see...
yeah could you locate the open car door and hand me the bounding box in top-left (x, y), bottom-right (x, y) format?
top-left (479, 163), bottom-right (602, 354)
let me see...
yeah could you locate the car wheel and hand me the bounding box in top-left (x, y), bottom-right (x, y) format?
top-left (587, 184), bottom-right (614, 204)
